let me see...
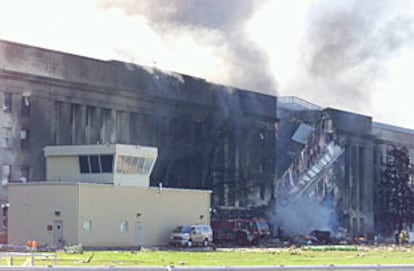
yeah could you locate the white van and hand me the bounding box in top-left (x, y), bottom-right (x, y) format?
top-left (170, 224), bottom-right (213, 247)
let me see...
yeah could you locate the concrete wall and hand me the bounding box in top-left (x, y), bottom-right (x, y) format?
top-left (8, 182), bottom-right (211, 247)
top-left (78, 184), bottom-right (211, 247)
top-left (46, 156), bottom-right (79, 182)
top-left (8, 183), bottom-right (79, 247)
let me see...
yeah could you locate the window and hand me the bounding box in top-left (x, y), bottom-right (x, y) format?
top-left (3, 93), bottom-right (11, 113)
top-left (78, 155), bottom-right (114, 174)
top-left (260, 184), bottom-right (265, 200)
top-left (100, 155), bottom-right (114, 173)
top-left (83, 221), bottom-right (92, 232)
top-left (2, 165), bottom-right (10, 185)
top-left (79, 155), bottom-right (89, 173)
top-left (2, 128), bottom-right (11, 148)
top-left (259, 157), bottom-right (265, 173)
top-left (89, 155), bottom-right (100, 173)
top-left (20, 129), bottom-right (29, 149)
top-left (116, 155), bottom-right (154, 175)
top-left (20, 166), bottom-right (29, 182)
top-left (120, 221), bottom-right (128, 233)
top-left (21, 96), bottom-right (30, 117)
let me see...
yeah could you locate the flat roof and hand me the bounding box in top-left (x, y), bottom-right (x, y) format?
top-left (9, 181), bottom-right (212, 194)
top-left (373, 122), bottom-right (414, 135)
top-left (44, 144), bottom-right (158, 157)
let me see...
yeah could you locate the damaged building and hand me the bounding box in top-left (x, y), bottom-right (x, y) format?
top-left (1, 39), bottom-right (414, 238)
top-left (276, 97), bottom-right (414, 236)
top-left (0, 39), bottom-right (277, 217)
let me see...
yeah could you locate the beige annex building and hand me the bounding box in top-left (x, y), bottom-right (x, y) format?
top-left (8, 144), bottom-right (211, 248)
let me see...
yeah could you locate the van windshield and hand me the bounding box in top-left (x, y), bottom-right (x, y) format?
top-left (173, 226), bottom-right (192, 233)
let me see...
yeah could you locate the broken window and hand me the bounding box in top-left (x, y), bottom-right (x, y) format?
top-left (20, 129), bottom-right (29, 149)
top-left (21, 96), bottom-right (30, 117)
top-left (3, 93), bottom-right (12, 113)
top-left (2, 128), bottom-right (11, 148)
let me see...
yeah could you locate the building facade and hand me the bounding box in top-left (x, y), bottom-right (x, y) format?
top-left (0, 39), bottom-right (278, 212)
top-left (2, 39), bottom-right (414, 237)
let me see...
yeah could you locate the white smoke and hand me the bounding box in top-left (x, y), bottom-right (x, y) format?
top-left (270, 197), bottom-right (337, 235)
top-left (280, 0), bottom-right (414, 124)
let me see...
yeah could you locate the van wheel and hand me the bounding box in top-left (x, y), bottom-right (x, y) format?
top-left (187, 240), bottom-right (192, 247)
top-left (203, 239), bottom-right (209, 247)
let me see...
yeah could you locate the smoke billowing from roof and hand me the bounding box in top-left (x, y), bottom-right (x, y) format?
top-left (293, 0), bottom-right (414, 110)
top-left (98, 0), bottom-right (277, 94)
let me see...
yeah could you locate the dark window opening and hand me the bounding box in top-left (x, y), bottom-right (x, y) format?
top-left (20, 129), bottom-right (29, 149)
top-left (2, 128), bottom-right (11, 149)
top-left (90, 155), bottom-right (100, 173)
top-left (21, 96), bottom-right (30, 117)
top-left (20, 166), bottom-right (29, 182)
top-left (100, 155), bottom-right (113, 173)
top-left (3, 93), bottom-right (12, 113)
top-left (260, 184), bottom-right (265, 200)
top-left (79, 155), bottom-right (90, 173)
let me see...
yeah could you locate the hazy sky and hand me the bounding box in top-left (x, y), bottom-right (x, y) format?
top-left (1, 0), bottom-right (414, 128)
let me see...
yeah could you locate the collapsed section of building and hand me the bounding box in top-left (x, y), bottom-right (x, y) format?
top-left (275, 97), bottom-right (414, 238)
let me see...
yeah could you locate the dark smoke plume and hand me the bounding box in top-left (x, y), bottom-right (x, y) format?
top-left (98, 0), bottom-right (277, 93)
top-left (299, 0), bottom-right (414, 109)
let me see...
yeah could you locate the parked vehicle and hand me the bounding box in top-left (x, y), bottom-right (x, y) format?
top-left (211, 218), bottom-right (271, 245)
top-left (170, 224), bottom-right (213, 247)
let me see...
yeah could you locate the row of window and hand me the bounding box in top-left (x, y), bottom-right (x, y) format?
top-left (3, 93), bottom-right (30, 116)
top-left (82, 220), bottom-right (130, 233)
top-left (79, 155), bottom-right (114, 174)
top-left (2, 128), bottom-right (29, 149)
top-left (78, 155), bottom-right (154, 175)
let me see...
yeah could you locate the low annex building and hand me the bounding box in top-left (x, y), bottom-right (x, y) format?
top-left (8, 144), bottom-right (211, 248)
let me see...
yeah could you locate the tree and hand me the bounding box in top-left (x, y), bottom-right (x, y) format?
top-left (378, 146), bottom-right (414, 233)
